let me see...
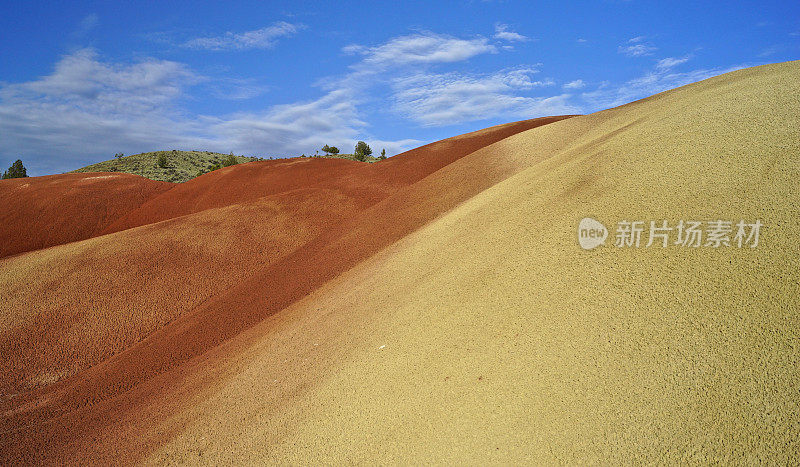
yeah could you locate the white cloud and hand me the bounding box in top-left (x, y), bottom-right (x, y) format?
top-left (344, 32), bottom-right (497, 70)
top-left (75, 14), bottom-right (98, 37)
top-left (655, 56), bottom-right (690, 70)
top-left (184, 22), bottom-right (303, 50)
top-left (563, 79), bottom-right (586, 90)
top-left (210, 89), bottom-right (363, 152)
top-left (341, 44), bottom-right (367, 55)
top-left (392, 68), bottom-right (577, 126)
top-left (619, 36), bottom-right (657, 57)
top-left (1, 48), bottom-right (197, 115)
top-left (337, 31), bottom-right (579, 130)
top-left (619, 43), bottom-right (657, 57)
top-left (576, 38), bottom-right (587, 43)
top-left (493, 24), bottom-right (530, 42)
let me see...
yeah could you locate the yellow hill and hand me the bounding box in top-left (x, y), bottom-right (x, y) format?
top-left (143, 61), bottom-right (800, 463)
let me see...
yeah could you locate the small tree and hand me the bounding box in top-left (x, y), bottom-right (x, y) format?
top-left (114, 153), bottom-right (124, 159)
top-left (157, 153), bottom-right (168, 168)
top-left (2, 159), bottom-right (28, 179)
top-left (354, 141), bottom-right (372, 162)
top-left (322, 145), bottom-right (340, 155)
top-left (379, 148), bottom-right (386, 160)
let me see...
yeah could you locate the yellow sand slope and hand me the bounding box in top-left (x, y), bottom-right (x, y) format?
top-left (142, 61), bottom-right (799, 463)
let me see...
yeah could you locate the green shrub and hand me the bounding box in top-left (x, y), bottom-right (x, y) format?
top-left (322, 144), bottom-right (340, 155)
top-left (354, 141), bottom-right (372, 162)
top-left (222, 154), bottom-right (238, 167)
top-left (157, 153), bottom-right (168, 168)
top-left (2, 159), bottom-right (28, 179)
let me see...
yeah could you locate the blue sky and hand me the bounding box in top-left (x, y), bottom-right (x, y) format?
top-left (1, 1), bottom-right (798, 176)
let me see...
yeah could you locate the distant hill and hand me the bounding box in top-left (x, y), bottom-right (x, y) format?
top-left (70, 150), bottom-right (257, 183)
top-left (71, 150), bottom-right (381, 183)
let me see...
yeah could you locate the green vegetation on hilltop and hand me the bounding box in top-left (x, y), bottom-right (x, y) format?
top-left (317, 142), bottom-right (385, 163)
top-left (71, 146), bottom-right (388, 183)
top-left (71, 150), bottom-right (256, 183)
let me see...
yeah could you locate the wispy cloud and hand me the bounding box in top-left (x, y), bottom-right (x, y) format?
top-left (493, 24), bottom-right (530, 42)
top-left (563, 79), bottom-right (585, 90)
top-left (392, 67), bottom-right (575, 126)
top-left (758, 45), bottom-right (782, 57)
top-left (207, 78), bottom-right (270, 100)
top-left (67, 13), bottom-right (99, 46)
top-left (343, 32), bottom-right (497, 70)
top-left (211, 88), bottom-right (418, 156)
top-left (656, 56), bottom-right (690, 70)
top-left (184, 22), bottom-right (303, 51)
top-left (336, 31), bottom-right (579, 128)
top-left (76, 14), bottom-right (98, 36)
top-left (618, 36), bottom-right (657, 57)
top-left (580, 62), bottom-right (747, 110)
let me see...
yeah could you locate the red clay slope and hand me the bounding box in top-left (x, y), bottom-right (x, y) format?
top-left (0, 116), bottom-right (572, 464)
top-left (0, 173), bottom-right (172, 259)
top-left (0, 185), bottom-right (368, 395)
top-left (104, 116), bottom-right (574, 234)
top-left (102, 157), bottom-right (391, 234)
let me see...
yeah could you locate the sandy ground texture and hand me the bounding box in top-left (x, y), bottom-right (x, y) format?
top-left (1, 61), bottom-right (799, 464)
